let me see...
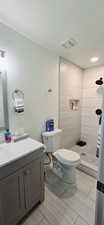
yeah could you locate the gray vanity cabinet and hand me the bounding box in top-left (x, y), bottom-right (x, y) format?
top-left (0, 170), bottom-right (24, 225)
top-left (0, 148), bottom-right (44, 225)
top-left (23, 158), bottom-right (42, 210)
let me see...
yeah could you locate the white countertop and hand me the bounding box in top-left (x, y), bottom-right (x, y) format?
top-left (0, 138), bottom-right (44, 167)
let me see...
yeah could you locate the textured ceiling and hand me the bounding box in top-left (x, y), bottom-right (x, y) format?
top-left (0, 0), bottom-right (104, 68)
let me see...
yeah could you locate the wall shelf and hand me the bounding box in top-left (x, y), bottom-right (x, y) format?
top-left (69, 99), bottom-right (80, 111)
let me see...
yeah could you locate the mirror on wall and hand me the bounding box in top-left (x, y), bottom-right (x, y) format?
top-left (0, 72), bottom-right (9, 131)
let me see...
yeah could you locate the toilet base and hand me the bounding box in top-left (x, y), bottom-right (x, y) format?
top-left (53, 159), bottom-right (77, 184)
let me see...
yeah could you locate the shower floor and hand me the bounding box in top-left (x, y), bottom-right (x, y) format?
top-left (71, 145), bottom-right (98, 178)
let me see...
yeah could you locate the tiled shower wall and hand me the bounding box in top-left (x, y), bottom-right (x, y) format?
top-left (59, 60), bottom-right (104, 154)
top-left (59, 58), bottom-right (83, 149)
top-left (81, 66), bottom-right (104, 156)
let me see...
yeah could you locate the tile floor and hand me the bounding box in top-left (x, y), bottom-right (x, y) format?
top-left (72, 145), bottom-right (97, 167)
top-left (21, 169), bottom-right (96, 225)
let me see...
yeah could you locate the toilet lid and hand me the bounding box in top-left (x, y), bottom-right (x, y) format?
top-left (53, 149), bottom-right (80, 166)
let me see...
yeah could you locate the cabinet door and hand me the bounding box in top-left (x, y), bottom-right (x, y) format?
top-left (23, 158), bottom-right (41, 210)
top-left (0, 171), bottom-right (24, 225)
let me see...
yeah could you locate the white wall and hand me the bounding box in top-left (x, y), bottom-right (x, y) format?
top-left (81, 66), bottom-right (104, 156)
top-left (59, 58), bottom-right (83, 149)
top-left (0, 23), bottom-right (59, 140)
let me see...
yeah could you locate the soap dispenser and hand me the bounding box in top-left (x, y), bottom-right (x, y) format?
top-left (4, 129), bottom-right (12, 143)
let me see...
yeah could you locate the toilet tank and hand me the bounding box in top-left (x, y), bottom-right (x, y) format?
top-left (42, 129), bottom-right (62, 153)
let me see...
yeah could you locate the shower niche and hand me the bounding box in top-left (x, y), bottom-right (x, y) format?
top-left (69, 99), bottom-right (80, 111)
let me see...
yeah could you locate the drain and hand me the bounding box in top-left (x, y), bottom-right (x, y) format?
top-left (81, 152), bottom-right (86, 156)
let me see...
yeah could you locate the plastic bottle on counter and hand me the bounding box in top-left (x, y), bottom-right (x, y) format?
top-left (4, 129), bottom-right (12, 143)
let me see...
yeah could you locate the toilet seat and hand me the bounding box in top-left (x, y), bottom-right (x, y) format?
top-left (53, 149), bottom-right (80, 166)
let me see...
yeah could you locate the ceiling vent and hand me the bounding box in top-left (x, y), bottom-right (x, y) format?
top-left (61, 38), bottom-right (77, 49)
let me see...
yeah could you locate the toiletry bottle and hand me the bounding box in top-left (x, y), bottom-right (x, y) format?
top-left (4, 129), bottom-right (12, 143)
top-left (46, 119), bottom-right (54, 132)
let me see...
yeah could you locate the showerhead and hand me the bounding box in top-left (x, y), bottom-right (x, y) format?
top-left (96, 77), bottom-right (103, 85)
top-left (96, 108), bottom-right (102, 116)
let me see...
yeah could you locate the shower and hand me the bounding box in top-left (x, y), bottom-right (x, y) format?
top-left (59, 59), bottom-right (104, 177)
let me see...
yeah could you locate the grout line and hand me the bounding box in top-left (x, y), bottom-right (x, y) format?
top-left (38, 216), bottom-right (44, 225)
top-left (74, 215), bottom-right (89, 225)
top-left (38, 209), bottom-right (52, 225)
top-left (73, 215), bottom-right (79, 225)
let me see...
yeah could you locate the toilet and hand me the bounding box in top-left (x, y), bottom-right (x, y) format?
top-left (42, 129), bottom-right (80, 184)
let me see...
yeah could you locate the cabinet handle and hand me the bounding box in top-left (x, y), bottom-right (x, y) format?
top-left (24, 170), bottom-right (30, 176)
top-left (24, 170), bottom-right (30, 209)
top-left (18, 176), bottom-right (21, 209)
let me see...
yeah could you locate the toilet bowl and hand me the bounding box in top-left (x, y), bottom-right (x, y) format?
top-left (42, 129), bottom-right (80, 184)
top-left (53, 149), bottom-right (80, 184)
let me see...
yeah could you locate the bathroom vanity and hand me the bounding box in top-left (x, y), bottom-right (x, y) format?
top-left (0, 138), bottom-right (44, 225)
